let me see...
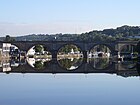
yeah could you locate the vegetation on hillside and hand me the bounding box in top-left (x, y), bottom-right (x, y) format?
top-left (2, 25), bottom-right (140, 42)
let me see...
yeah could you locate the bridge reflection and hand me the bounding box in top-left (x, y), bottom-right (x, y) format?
top-left (0, 58), bottom-right (139, 78)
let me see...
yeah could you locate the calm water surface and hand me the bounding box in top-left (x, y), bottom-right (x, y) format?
top-left (0, 57), bottom-right (140, 105)
top-left (0, 73), bottom-right (140, 105)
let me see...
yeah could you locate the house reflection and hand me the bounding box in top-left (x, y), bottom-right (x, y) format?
top-left (2, 59), bottom-right (11, 72)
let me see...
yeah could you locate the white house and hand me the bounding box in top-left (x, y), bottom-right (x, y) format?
top-left (2, 62), bottom-right (11, 72)
top-left (2, 43), bottom-right (11, 56)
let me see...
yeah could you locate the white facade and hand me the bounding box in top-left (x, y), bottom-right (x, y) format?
top-left (2, 63), bottom-right (11, 72)
top-left (3, 43), bottom-right (11, 52)
top-left (2, 43), bottom-right (11, 56)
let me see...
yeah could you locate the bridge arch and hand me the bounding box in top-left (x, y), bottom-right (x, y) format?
top-left (57, 43), bottom-right (84, 53)
top-left (26, 58), bottom-right (51, 71)
top-left (10, 61), bottom-right (50, 72)
top-left (57, 43), bottom-right (84, 57)
top-left (57, 43), bottom-right (84, 70)
top-left (89, 43), bottom-right (115, 57)
top-left (89, 58), bottom-right (114, 70)
top-left (26, 43), bottom-right (52, 53)
top-left (120, 61), bottom-right (136, 70)
top-left (57, 57), bottom-right (83, 71)
top-left (119, 44), bottom-right (137, 56)
top-left (9, 43), bottom-right (22, 51)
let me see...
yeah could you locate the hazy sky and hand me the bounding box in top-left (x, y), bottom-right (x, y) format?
top-left (0, 0), bottom-right (140, 36)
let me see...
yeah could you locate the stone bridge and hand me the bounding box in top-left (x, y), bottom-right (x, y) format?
top-left (0, 40), bottom-right (139, 60)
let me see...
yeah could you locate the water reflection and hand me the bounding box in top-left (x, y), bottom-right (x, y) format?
top-left (33, 61), bottom-right (45, 70)
top-left (27, 58), bottom-right (50, 70)
top-left (58, 58), bottom-right (83, 70)
top-left (89, 58), bottom-right (112, 70)
top-left (57, 44), bottom-right (84, 70)
top-left (121, 61), bottom-right (136, 69)
top-left (0, 57), bottom-right (140, 78)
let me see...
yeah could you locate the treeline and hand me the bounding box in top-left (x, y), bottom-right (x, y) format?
top-left (78, 25), bottom-right (140, 42)
top-left (2, 25), bottom-right (140, 42)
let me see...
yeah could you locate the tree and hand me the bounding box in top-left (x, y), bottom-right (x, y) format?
top-left (33, 45), bottom-right (44, 54)
top-left (93, 34), bottom-right (103, 42)
top-left (59, 45), bottom-right (80, 54)
top-left (4, 35), bottom-right (15, 42)
top-left (5, 35), bottom-right (11, 42)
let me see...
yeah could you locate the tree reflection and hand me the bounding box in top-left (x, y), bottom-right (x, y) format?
top-left (58, 58), bottom-right (83, 70)
top-left (90, 58), bottom-right (111, 70)
top-left (32, 60), bottom-right (50, 70)
top-left (57, 44), bottom-right (83, 70)
top-left (33, 61), bottom-right (45, 69)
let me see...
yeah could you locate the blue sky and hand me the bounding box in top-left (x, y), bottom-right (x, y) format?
top-left (0, 0), bottom-right (140, 36)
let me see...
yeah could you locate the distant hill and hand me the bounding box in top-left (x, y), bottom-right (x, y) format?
top-left (1, 25), bottom-right (140, 42)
